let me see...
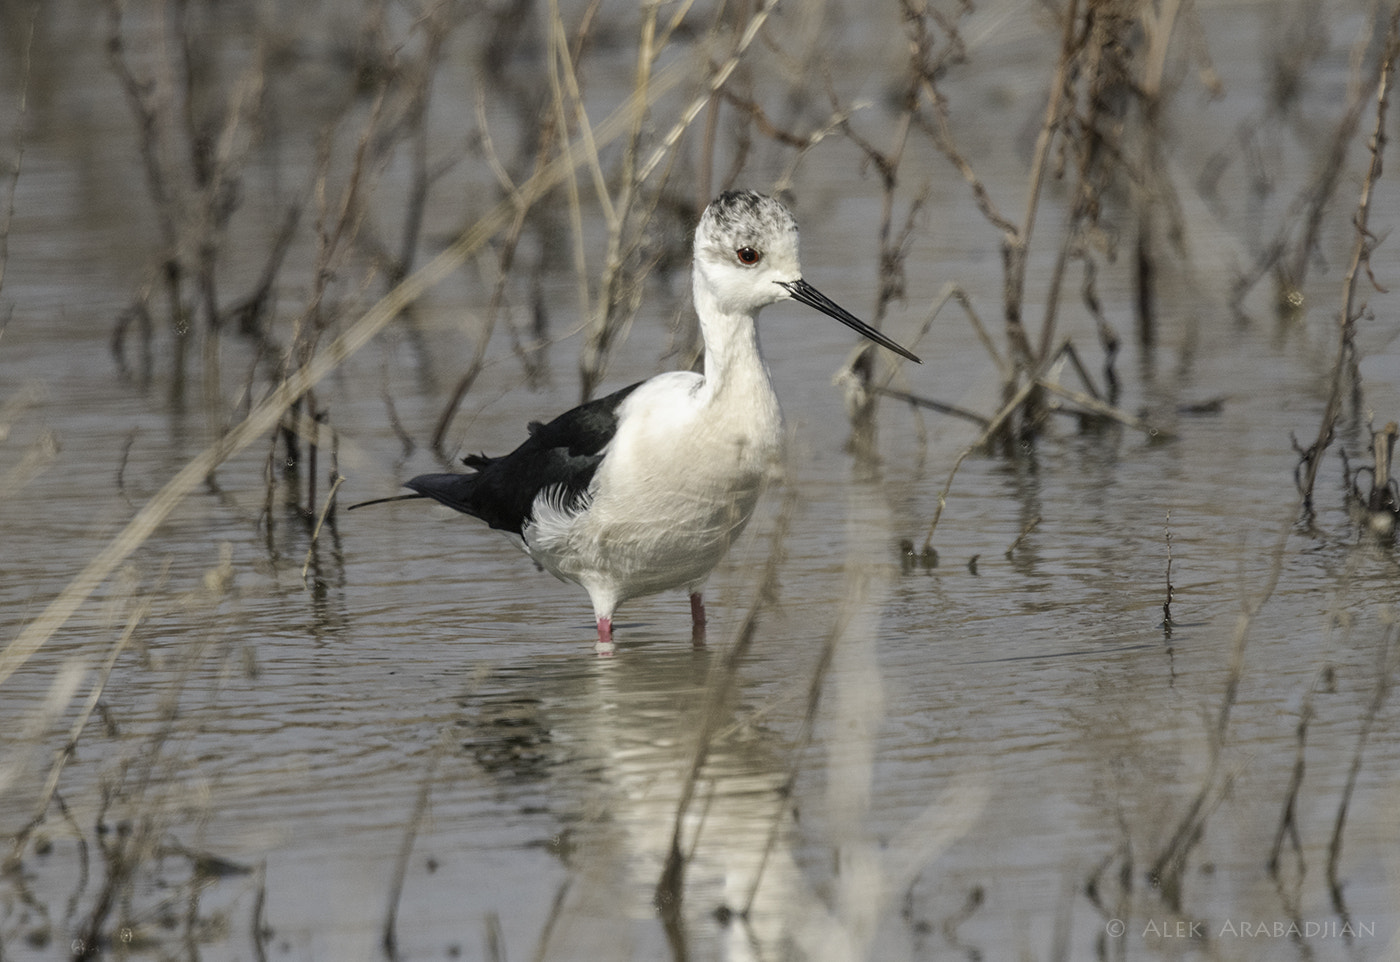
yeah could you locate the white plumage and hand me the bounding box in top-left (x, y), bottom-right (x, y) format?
top-left (361, 190), bottom-right (919, 649)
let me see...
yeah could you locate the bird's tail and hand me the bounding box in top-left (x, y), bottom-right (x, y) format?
top-left (347, 473), bottom-right (486, 521)
top-left (402, 472), bottom-right (484, 518)
top-left (345, 493), bottom-right (427, 511)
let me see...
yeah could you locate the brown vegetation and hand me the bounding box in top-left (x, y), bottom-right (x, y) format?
top-left (3, 0), bottom-right (1400, 958)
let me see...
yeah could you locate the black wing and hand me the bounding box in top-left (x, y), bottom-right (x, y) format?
top-left (403, 380), bottom-right (644, 536)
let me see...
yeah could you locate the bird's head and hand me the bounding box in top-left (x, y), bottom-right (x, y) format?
top-left (692, 190), bottom-right (921, 363)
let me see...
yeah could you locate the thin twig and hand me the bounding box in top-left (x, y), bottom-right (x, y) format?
top-left (0, 4), bottom-right (36, 298)
top-left (919, 376), bottom-right (1039, 551)
top-left (382, 719), bottom-right (463, 959)
top-left (1037, 378), bottom-right (1172, 439)
top-left (1005, 515), bottom-right (1041, 559)
top-left (871, 386), bottom-right (991, 429)
top-left (1326, 621), bottom-right (1398, 916)
top-left (528, 880), bottom-right (574, 962)
top-left (1268, 668), bottom-right (1326, 879)
top-left (1162, 511), bottom-right (1175, 633)
top-left (656, 487), bottom-right (796, 925)
top-left (7, 599), bottom-right (149, 864)
top-left (300, 474), bottom-right (346, 585)
top-left (1148, 510), bottom-right (1294, 908)
top-left (1296, 5), bottom-right (1400, 514)
top-left (0, 62), bottom-right (693, 686)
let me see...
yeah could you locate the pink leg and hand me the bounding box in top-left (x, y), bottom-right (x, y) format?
top-left (689, 592), bottom-right (707, 646)
top-left (596, 616), bottom-right (614, 646)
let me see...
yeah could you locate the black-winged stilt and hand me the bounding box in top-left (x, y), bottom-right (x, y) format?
top-left (356, 191), bottom-right (920, 648)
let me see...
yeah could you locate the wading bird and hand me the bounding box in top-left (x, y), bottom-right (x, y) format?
top-left (355, 191), bottom-right (919, 648)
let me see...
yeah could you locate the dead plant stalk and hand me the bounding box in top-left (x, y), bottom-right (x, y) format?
top-left (1296, 4), bottom-right (1400, 514)
top-left (0, 56), bottom-right (698, 687)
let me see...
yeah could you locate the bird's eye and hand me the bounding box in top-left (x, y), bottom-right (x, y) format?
top-left (735, 247), bottom-right (762, 266)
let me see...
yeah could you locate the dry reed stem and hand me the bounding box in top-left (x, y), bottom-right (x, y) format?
top-left (837, 1), bottom-right (959, 358)
top-left (1161, 511), bottom-right (1175, 632)
top-left (0, 381), bottom-right (44, 440)
top-left (0, 3), bottom-right (34, 300)
top-left (787, 477), bottom-right (988, 960)
top-left (872, 386), bottom-right (990, 429)
top-left (59, 551), bottom-right (239, 956)
top-left (939, 283), bottom-right (1007, 380)
top-left (1325, 618), bottom-right (1398, 916)
top-left (251, 862), bottom-right (270, 962)
top-left (225, 202), bottom-right (302, 341)
top-left (1005, 514), bottom-right (1041, 558)
top-left (0, 57), bottom-right (697, 688)
top-left (916, 341), bottom-right (1164, 550)
top-left (546, 15), bottom-right (593, 374)
top-left (1267, 18), bottom-right (1386, 304)
top-left (195, 40), bottom-right (269, 336)
top-left (277, 93), bottom-right (389, 519)
top-left (915, 58), bottom-right (1017, 237)
top-left (739, 509), bottom-right (866, 917)
top-left (104, 0), bottom-right (275, 402)
top-left (576, 0), bottom-right (782, 400)
top-left (1037, 377), bottom-right (1168, 437)
top-left (1148, 510), bottom-right (1293, 910)
top-left (429, 76), bottom-right (555, 456)
top-left (828, 5), bottom-right (942, 461)
top-left (0, 426), bottom-right (59, 501)
top-left (1035, 0), bottom-right (1190, 362)
top-left (1267, 666), bottom-right (1326, 879)
top-left (1338, 420), bottom-right (1400, 531)
top-left (1372, 422), bottom-right (1397, 500)
top-left (385, 0), bottom-right (458, 286)
top-left (1296, 5), bottom-right (1400, 514)
top-left (104, 0), bottom-right (180, 256)
top-left (429, 248), bottom-right (508, 458)
top-left (381, 718), bottom-right (465, 959)
top-left (871, 284), bottom-right (996, 464)
top-left (635, 3), bottom-right (778, 188)
top-left (1056, 339), bottom-right (1105, 403)
top-left (549, 0), bottom-right (615, 227)
top-left (655, 487), bottom-right (796, 927)
top-left (914, 0), bottom-right (1200, 444)
top-left (918, 375), bottom-right (1039, 551)
top-left (770, 106), bottom-right (859, 195)
top-left (574, 0), bottom-right (654, 400)
top-left (6, 598), bottom-right (149, 865)
top-left (299, 473), bottom-right (346, 584)
top-left (999, 0), bottom-right (1079, 375)
top-left (432, 0), bottom-right (779, 442)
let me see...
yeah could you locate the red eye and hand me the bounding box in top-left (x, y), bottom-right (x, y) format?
top-left (735, 247), bottom-right (761, 265)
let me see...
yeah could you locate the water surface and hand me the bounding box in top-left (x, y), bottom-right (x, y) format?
top-left (2, 1), bottom-right (1399, 960)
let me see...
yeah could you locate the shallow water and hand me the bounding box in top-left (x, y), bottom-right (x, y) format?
top-left (3, 1), bottom-right (1400, 960)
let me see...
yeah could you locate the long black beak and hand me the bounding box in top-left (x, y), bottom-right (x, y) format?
top-left (778, 279), bottom-right (922, 364)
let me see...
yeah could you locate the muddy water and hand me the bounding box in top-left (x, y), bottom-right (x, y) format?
top-left (3, 1), bottom-right (1400, 960)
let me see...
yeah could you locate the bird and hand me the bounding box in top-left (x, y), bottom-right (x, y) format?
top-left (353, 190), bottom-right (920, 648)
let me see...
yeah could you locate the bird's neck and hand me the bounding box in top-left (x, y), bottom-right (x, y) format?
top-left (696, 299), bottom-right (775, 407)
top-left (692, 286), bottom-right (784, 465)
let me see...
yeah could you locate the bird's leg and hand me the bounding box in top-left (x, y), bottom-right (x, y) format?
top-left (596, 616), bottom-right (614, 647)
top-left (689, 592), bottom-right (707, 627)
top-left (689, 592), bottom-right (707, 646)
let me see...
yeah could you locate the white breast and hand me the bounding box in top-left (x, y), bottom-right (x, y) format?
top-left (523, 371), bottom-right (783, 612)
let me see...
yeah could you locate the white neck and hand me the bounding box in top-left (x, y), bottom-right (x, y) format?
top-left (693, 285), bottom-right (775, 405)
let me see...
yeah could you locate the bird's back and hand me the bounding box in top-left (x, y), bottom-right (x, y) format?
top-left (406, 381), bottom-right (644, 535)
